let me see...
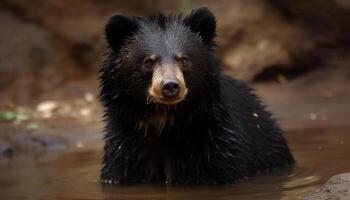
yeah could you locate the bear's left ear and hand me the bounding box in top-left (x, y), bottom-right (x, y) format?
top-left (105, 14), bottom-right (139, 52)
top-left (184, 7), bottom-right (216, 45)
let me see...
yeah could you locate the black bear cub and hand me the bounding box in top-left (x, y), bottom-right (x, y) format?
top-left (99, 7), bottom-right (294, 185)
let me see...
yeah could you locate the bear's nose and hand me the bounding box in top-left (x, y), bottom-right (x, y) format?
top-left (161, 79), bottom-right (180, 99)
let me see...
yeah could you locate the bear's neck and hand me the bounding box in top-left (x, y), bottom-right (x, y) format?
top-left (115, 78), bottom-right (225, 135)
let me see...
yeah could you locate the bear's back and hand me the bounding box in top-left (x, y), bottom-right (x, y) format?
top-left (219, 74), bottom-right (294, 171)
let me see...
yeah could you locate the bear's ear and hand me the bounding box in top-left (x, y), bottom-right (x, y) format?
top-left (184, 7), bottom-right (216, 45)
top-left (105, 14), bottom-right (139, 52)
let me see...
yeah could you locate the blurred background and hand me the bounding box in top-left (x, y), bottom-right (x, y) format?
top-left (0, 0), bottom-right (349, 164)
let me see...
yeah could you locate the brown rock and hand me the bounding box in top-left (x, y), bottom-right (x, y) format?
top-left (0, 10), bottom-right (51, 85)
top-left (304, 173), bottom-right (350, 200)
top-left (1, 0), bottom-right (164, 42)
top-left (192, 0), bottom-right (350, 81)
top-left (210, 0), bottom-right (297, 81)
top-left (1, 0), bottom-right (350, 84)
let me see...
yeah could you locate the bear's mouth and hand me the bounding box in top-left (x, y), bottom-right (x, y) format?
top-left (147, 88), bottom-right (188, 106)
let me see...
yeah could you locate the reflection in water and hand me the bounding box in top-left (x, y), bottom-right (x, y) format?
top-left (0, 126), bottom-right (349, 200)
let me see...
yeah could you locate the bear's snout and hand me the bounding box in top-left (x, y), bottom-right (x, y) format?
top-left (161, 79), bottom-right (180, 99)
top-left (148, 63), bottom-right (188, 105)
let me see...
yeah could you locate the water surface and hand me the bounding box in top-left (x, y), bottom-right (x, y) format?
top-left (0, 126), bottom-right (349, 200)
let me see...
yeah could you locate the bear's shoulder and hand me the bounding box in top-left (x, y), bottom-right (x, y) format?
top-left (219, 74), bottom-right (258, 107)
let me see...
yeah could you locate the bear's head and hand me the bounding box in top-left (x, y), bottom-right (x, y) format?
top-left (102, 7), bottom-right (219, 108)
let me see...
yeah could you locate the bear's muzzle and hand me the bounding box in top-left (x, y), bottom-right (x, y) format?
top-left (148, 63), bottom-right (188, 105)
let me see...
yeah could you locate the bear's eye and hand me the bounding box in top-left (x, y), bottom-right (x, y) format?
top-left (143, 55), bottom-right (158, 71)
top-left (175, 54), bottom-right (191, 70)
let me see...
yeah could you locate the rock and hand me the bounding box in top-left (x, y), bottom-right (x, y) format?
top-left (36, 100), bottom-right (58, 118)
top-left (0, 10), bottom-right (51, 85)
top-left (193, 0), bottom-right (350, 81)
top-left (1, 0), bottom-right (164, 43)
top-left (223, 39), bottom-right (292, 81)
top-left (208, 0), bottom-right (296, 81)
top-left (334, 0), bottom-right (350, 8)
top-left (0, 0), bottom-right (349, 86)
top-left (0, 9), bottom-right (69, 105)
top-left (36, 101), bottom-right (58, 113)
top-left (1, 0), bottom-right (168, 72)
top-left (304, 173), bottom-right (350, 200)
top-left (0, 9), bottom-right (93, 105)
top-left (10, 133), bottom-right (66, 153)
top-left (84, 93), bottom-right (95, 102)
top-left (12, 133), bottom-right (45, 153)
top-left (34, 136), bottom-right (66, 151)
top-left (0, 140), bottom-right (15, 158)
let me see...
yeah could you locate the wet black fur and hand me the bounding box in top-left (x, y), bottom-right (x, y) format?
top-left (99, 7), bottom-right (294, 185)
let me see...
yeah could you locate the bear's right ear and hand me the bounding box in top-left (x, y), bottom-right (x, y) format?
top-left (184, 7), bottom-right (216, 46)
top-left (105, 14), bottom-right (139, 52)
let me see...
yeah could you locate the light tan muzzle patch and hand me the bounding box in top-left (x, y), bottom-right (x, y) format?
top-left (148, 63), bottom-right (188, 105)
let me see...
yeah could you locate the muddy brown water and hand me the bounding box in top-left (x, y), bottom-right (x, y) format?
top-left (0, 126), bottom-right (349, 200)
